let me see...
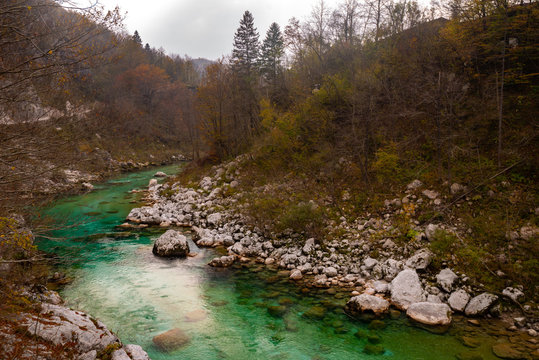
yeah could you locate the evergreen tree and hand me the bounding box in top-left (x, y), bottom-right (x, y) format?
top-left (259, 22), bottom-right (285, 84)
top-left (132, 30), bottom-right (142, 45)
top-left (144, 43), bottom-right (151, 52)
top-left (231, 11), bottom-right (259, 76)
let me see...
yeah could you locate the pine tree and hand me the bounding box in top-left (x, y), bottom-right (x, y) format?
top-left (132, 30), bottom-right (142, 45)
top-left (231, 11), bottom-right (259, 76)
top-left (259, 22), bottom-right (284, 84)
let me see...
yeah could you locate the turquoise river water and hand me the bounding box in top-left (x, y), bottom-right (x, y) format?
top-left (36, 165), bottom-right (504, 360)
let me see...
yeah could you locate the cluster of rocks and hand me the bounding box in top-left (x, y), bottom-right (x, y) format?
top-left (0, 287), bottom-right (150, 360)
top-left (126, 159), bottom-right (537, 335)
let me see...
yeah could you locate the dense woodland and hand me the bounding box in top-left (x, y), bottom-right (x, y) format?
top-left (190, 0), bottom-right (538, 291)
top-left (0, 0), bottom-right (200, 213)
top-left (0, 0), bottom-right (538, 302)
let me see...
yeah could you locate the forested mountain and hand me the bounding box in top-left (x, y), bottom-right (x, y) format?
top-left (0, 0), bottom-right (200, 212)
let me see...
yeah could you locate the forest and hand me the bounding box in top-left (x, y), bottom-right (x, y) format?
top-left (0, 0), bottom-right (538, 358)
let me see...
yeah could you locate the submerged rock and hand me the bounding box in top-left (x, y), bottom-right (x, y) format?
top-left (406, 302), bottom-right (452, 326)
top-left (390, 269), bottom-right (425, 310)
top-left (152, 230), bottom-right (189, 257)
top-left (154, 171), bottom-right (167, 177)
top-left (491, 343), bottom-right (525, 359)
top-left (346, 294), bottom-right (390, 315)
top-left (209, 255), bottom-right (235, 267)
top-left (152, 328), bottom-right (190, 352)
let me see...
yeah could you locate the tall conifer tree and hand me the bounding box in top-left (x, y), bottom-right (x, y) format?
top-left (232, 11), bottom-right (259, 76)
top-left (259, 22), bottom-right (284, 84)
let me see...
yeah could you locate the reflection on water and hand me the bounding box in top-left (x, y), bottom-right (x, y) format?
top-left (38, 165), bottom-right (503, 360)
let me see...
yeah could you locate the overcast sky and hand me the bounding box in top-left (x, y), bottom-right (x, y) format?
top-left (88, 0), bottom-right (428, 60)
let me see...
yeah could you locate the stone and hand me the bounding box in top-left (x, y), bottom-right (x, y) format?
top-left (324, 266), bottom-right (338, 277)
top-left (154, 171), bottom-right (167, 177)
top-left (464, 293), bottom-right (498, 316)
top-left (152, 230), bottom-right (189, 257)
top-left (425, 224), bottom-right (439, 242)
top-left (111, 349), bottom-right (130, 360)
top-left (373, 280), bottom-right (389, 294)
top-left (520, 225), bottom-right (539, 240)
top-left (23, 303), bottom-right (118, 354)
top-left (79, 350), bottom-right (97, 360)
top-left (451, 183), bottom-right (466, 195)
top-left (390, 269), bottom-right (425, 310)
top-left (427, 294), bottom-right (442, 303)
top-left (448, 290), bottom-right (470, 312)
top-left (152, 328), bottom-right (190, 352)
top-left (302, 306), bottom-right (327, 320)
top-left (268, 305), bottom-right (287, 317)
top-left (502, 287), bottom-right (525, 303)
top-left (364, 257), bottom-right (378, 270)
top-left (407, 179), bottom-right (423, 190)
top-left (406, 302), bottom-right (452, 326)
top-left (303, 238), bottom-right (315, 254)
top-left (290, 269), bottom-right (303, 280)
top-left (436, 268), bottom-right (458, 292)
top-left (346, 294), bottom-right (390, 315)
top-left (124, 344), bottom-right (150, 360)
top-left (209, 255), bottom-right (235, 267)
top-left (422, 189), bottom-right (439, 200)
top-left (82, 182), bottom-right (94, 191)
top-left (148, 179), bottom-right (158, 187)
top-left (491, 343), bottom-right (525, 359)
top-left (363, 344), bottom-right (385, 355)
top-left (207, 212), bottom-right (222, 226)
top-left (405, 249), bottom-right (433, 270)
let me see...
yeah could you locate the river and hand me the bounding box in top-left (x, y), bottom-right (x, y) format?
top-left (37, 165), bottom-right (504, 359)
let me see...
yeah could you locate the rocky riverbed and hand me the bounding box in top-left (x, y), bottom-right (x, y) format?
top-left (123, 157), bottom-right (538, 358)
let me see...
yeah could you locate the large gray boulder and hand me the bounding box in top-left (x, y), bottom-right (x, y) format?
top-left (406, 302), bottom-right (452, 326)
top-left (405, 249), bottom-right (433, 270)
top-left (346, 294), bottom-right (390, 315)
top-left (436, 268), bottom-right (458, 292)
top-left (448, 289), bottom-right (470, 312)
top-left (153, 230), bottom-right (189, 257)
top-left (23, 303), bottom-right (119, 354)
top-left (464, 293), bottom-right (498, 316)
top-left (390, 269), bottom-right (425, 310)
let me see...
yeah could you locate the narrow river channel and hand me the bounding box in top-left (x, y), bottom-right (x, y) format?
top-left (37, 165), bottom-right (502, 360)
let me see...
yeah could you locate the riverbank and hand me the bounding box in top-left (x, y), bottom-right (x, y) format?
top-left (124, 156), bottom-right (538, 358)
top-left (0, 166), bottom-right (186, 359)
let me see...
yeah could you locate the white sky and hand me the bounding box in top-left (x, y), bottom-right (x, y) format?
top-left (85, 0), bottom-right (430, 60)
